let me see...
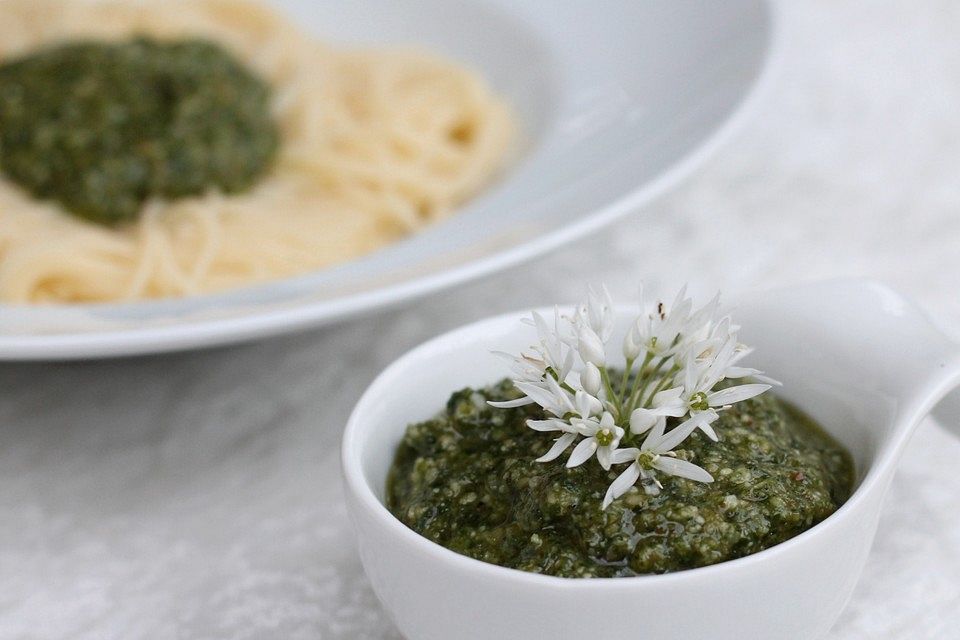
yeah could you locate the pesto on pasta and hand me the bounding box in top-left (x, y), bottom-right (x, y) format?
top-left (0, 0), bottom-right (513, 303)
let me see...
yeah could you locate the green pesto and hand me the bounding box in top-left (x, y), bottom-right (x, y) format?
top-left (0, 37), bottom-right (278, 225)
top-left (387, 379), bottom-right (854, 578)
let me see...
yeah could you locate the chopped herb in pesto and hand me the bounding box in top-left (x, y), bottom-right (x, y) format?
top-left (0, 37), bottom-right (278, 224)
top-left (387, 379), bottom-right (854, 578)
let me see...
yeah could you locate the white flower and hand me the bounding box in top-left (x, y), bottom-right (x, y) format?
top-left (530, 308), bottom-right (575, 381)
top-left (622, 322), bottom-right (642, 361)
top-left (528, 390), bottom-right (602, 463)
top-left (576, 324), bottom-right (606, 368)
top-left (630, 284), bottom-right (695, 359)
top-left (485, 351), bottom-right (547, 409)
top-left (678, 338), bottom-right (772, 437)
top-left (602, 411), bottom-right (716, 508)
top-left (490, 284), bottom-right (776, 510)
top-left (535, 431), bottom-right (579, 463)
top-left (628, 385), bottom-right (738, 444)
top-left (715, 342), bottom-right (782, 386)
top-left (577, 285), bottom-right (615, 343)
top-left (725, 366), bottom-right (782, 387)
top-left (628, 386), bottom-right (687, 435)
top-left (630, 286), bottom-right (724, 364)
top-left (677, 291), bottom-right (722, 348)
top-left (486, 394), bottom-right (537, 410)
top-left (567, 411), bottom-right (624, 470)
top-left (512, 375), bottom-right (575, 418)
top-left (490, 350), bottom-right (544, 383)
top-left (485, 363), bottom-right (550, 407)
top-left (680, 324), bottom-right (742, 387)
top-left (573, 389), bottom-right (603, 419)
top-left (580, 362), bottom-right (602, 396)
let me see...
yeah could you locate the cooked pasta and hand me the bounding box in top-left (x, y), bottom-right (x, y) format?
top-left (0, 0), bottom-right (513, 303)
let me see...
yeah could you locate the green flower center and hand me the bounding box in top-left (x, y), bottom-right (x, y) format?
top-left (637, 451), bottom-right (658, 469)
top-left (595, 428), bottom-right (614, 447)
top-left (689, 391), bottom-right (710, 412)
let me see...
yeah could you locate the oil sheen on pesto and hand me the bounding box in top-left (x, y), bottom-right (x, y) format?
top-left (0, 37), bottom-right (278, 225)
top-left (387, 379), bottom-right (854, 577)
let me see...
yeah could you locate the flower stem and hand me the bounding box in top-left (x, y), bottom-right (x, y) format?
top-left (641, 363), bottom-right (681, 408)
top-left (600, 367), bottom-right (620, 418)
top-left (547, 365), bottom-right (578, 396)
top-left (619, 358), bottom-right (634, 400)
top-left (627, 354), bottom-right (665, 411)
top-left (624, 352), bottom-right (653, 413)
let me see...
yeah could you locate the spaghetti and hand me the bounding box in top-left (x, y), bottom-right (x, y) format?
top-left (0, 0), bottom-right (514, 303)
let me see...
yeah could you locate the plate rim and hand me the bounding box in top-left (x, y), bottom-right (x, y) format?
top-left (0, 0), bottom-right (782, 361)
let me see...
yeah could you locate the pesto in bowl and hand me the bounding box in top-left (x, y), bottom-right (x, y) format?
top-left (0, 37), bottom-right (278, 225)
top-left (387, 379), bottom-right (854, 577)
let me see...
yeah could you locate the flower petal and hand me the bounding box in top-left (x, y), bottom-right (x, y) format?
top-left (570, 416), bottom-right (597, 437)
top-left (566, 437), bottom-right (598, 468)
top-left (597, 444), bottom-right (614, 470)
top-left (580, 362), bottom-right (602, 396)
top-left (687, 291), bottom-right (721, 335)
top-left (577, 325), bottom-right (606, 368)
top-left (640, 414), bottom-right (669, 451)
top-left (652, 386), bottom-right (684, 409)
top-left (602, 462), bottom-right (641, 509)
top-left (654, 410), bottom-right (719, 452)
top-left (526, 418), bottom-right (570, 432)
top-left (629, 408), bottom-right (658, 435)
top-left (698, 419), bottom-right (719, 442)
top-left (726, 367), bottom-right (782, 386)
top-left (610, 447), bottom-right (640, 465)
top-left (702, 334), bottom-right (737, 388)
top-left (652, 456), bottom-right (714, 483)
top-left (585, 284), bottom-right (616, 342)
top-left (724, 366), bottom-right (759, 379)
top-left (753, 374), bottom-right (782, 387)
top-left (683, 352), bottom-right (700, 395)
top-left (622, 321), bottom-right (642, 361)
top-left (575, 390), bottom-right (602, 419)
top-left (707, 383), bottom-right (771, 407)
top-left (487, 397), bottom-right (535, 409)
top-left (532, 311), bottom-right (550, 343)
top-left (513, 381), bottom-right (560, 409)
top-left (544, 375), bottom-right (576, 414)
top-left (599, 285), bottom-right (615, 341)
top-left (536, 432), bottom-right (577, 463)
top-left (559, 350), bottom-right (575, 382)
top-left (514, 379), bottom-right (572, 417)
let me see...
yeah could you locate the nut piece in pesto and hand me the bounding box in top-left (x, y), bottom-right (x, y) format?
top-left (0, 37), bottom-right (278, 225)
top-left (386, 286), bottom-right (854, 577)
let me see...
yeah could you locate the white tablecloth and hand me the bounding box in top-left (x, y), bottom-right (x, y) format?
top-left (3, 1), bottom-right (960, 637)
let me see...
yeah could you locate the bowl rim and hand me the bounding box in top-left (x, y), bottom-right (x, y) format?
top-left (341, 296), bottom-right (923, 589)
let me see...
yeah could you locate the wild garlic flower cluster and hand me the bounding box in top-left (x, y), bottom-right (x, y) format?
top-left (489, 286), bottom-right (778, 509)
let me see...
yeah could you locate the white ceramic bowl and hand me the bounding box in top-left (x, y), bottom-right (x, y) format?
top-left (341, 280), bottom-right (960, 640)
top-left (0, 0), bottom-right (775, 360)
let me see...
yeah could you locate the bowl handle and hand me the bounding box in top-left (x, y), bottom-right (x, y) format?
top-left (737, 279), bottom-right (960, 439)
top-left (931, 374), bottom-right (960, 438)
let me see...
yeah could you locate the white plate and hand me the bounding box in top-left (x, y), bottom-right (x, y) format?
top-left (0, 0), bottom-right (776, 360)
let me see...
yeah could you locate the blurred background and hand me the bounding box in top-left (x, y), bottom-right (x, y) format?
top-left (2, 1), bottom-right (959, 638)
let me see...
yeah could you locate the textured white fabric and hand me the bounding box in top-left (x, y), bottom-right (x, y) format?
top-left (2, 0), bottom-right (960, 637)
